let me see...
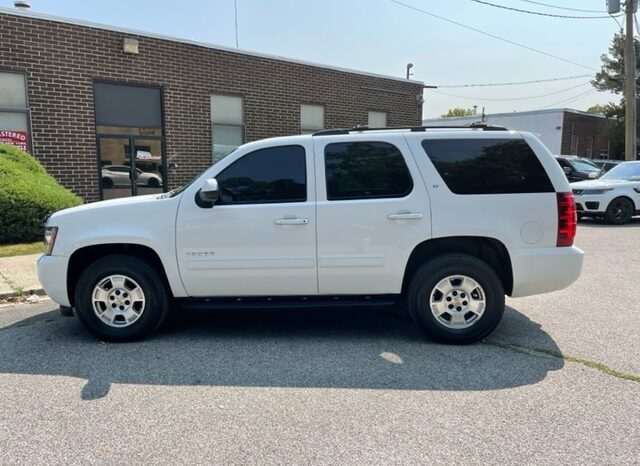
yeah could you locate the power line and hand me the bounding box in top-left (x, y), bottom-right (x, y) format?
top-left (544, 89), bottom-right (597, 108)
top-left (517, 0), bottom-right (606, 14)
top-left (439, 74), bottom-right (593, 88)
top-left (387, 0), bottom-right (598, 71)
top-left (432, 82), bottom-right (591, 101)
top-left (470, 0), bottom-right (619, 19)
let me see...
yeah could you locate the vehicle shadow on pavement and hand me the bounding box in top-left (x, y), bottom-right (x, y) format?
top-left (0, 305), bottom-right (563, 400)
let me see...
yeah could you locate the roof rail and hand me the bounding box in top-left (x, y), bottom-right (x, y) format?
top-left (312, 122), bottom-right (508, 136)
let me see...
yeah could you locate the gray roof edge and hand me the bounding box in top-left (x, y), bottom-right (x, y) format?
top-left (0, 7), bottom-right (424, 86)
top-left (423, 107), bottom-right (608, 122)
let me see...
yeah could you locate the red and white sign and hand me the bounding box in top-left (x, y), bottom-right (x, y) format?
top-left (0, 130), bottom-right (29, 152)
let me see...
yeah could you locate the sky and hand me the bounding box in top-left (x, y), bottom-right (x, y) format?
top-left (0, 0), bottom-right (626, 118)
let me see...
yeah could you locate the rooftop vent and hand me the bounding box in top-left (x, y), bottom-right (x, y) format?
top-left (14, 1), bottom-right (31, 10)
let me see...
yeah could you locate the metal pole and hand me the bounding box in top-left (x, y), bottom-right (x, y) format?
top-left (624, 0), bottom-right (637, 160)
top-left (234, 0), bottom-right (239, 48)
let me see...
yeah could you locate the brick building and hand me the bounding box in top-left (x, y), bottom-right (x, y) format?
top-left (0, 7), bottom-right (424, 202)
top-left (423, 108), bottom-right (613, 159)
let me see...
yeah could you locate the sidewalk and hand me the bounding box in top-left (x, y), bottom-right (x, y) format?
top-left (0, 254), bottom-right (44, 299)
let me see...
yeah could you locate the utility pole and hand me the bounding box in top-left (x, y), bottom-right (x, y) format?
top-left (624, 0), bottom-right (637, 160)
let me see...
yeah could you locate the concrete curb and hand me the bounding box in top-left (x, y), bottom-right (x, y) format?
top-left (0, 288), bottom-right (47, 301)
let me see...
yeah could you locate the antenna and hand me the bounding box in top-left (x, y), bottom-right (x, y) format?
top-left (234, 0), bottom-right (239, 48)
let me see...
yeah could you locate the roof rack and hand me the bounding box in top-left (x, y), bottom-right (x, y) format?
top-left (312, 122), bottom-right (508, 136)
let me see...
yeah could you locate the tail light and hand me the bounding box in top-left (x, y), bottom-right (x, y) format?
top-left (556, 192), bottom-right (576, 247)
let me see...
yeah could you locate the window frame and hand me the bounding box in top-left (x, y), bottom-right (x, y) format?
top-left (300, 103), bottom-right (325, 134)
top-left (421, 137), bottom-right (555, 195)
top-left (323, 140), bottom-right (414, 201)
top-left (367, 110), bottom-right (388, 128)
top-left (215, 144), bottom-right (308, 205)
top-left (211, 93), bottom-right (245, 162)
top-left (0, 70), bottom-right (32, 153)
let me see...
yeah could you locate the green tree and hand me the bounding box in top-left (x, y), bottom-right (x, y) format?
top-left (586, 104), bottom-right (609, 114)
top-left (591, 33), bottom-right (640, 157)
top-left (440, 107), bottom-right (474, 118)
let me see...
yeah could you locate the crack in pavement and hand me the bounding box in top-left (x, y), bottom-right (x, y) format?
top-left (484, 339), bottom-right (640, 384)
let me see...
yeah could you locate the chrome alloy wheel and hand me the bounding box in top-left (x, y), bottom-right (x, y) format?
top-left (429, 275), bottom-right (486, 329)
top-left (92, 275), bottom-right (146, 328)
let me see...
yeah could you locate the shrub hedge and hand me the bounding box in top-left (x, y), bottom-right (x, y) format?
top-left (0, 143), bottom-right (82, 243)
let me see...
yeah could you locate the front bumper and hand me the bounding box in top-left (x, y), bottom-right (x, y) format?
top-left (510, 246), bottom-right (584, 298)
top-left (37, 254), bottom-right (70, 307)
top-left (573, 194), bottom-right (606, 214)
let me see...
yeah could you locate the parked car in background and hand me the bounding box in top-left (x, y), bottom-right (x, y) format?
top-left (101, 165), bottom-right (162, 188)
top-left (555, 156), bottom-right (601, 182)
top-left (592, 159), bottom-right (621, 174)
top-left (571, 161), bottom-right (640, 224)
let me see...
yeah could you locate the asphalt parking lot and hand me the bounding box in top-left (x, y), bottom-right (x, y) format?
top-left (1, 220), bottom-right (639, 465)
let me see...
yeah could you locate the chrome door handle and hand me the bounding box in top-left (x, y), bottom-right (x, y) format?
top-left (387, 212), bottom-right (424, 220)
top-left (274, 217), bottom-right (309, 225)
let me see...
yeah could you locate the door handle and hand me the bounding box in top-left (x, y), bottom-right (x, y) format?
top-left (274, 217), bottom-right (309, 225)
top-left (387, 212), bottom-right (423, 220)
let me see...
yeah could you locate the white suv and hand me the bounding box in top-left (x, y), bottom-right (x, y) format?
top-left (38, 125), bottom-right (584, 344)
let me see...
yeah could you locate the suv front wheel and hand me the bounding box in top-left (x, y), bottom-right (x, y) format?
top-left (74, 255), bottom-right (170, 342)
top-left (408, 254), bottom-right (505, 344)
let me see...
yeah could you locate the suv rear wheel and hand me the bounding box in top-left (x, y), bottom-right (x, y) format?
top-left (74, 255), bottom-right (170, 342)
top-left (408, 254), bottom-right (505, 344)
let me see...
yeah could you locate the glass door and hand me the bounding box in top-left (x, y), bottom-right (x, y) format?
top-left (98, 137), bottom-right (134, 200)
top-left (132, 138), bottom-right (164, 196)
top-left (98, 136), bottom-right (164, 199)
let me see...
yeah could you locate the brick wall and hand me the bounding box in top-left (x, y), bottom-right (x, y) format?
top-left (561, 112), bottom-right (611, 159)
top-left (0, 11), bottom-right (423, 201)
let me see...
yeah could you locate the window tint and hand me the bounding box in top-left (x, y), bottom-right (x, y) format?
top-left (216, 145), bottom-right (306, 204)
top-left (324, 141), bottom-right (413, 200)
top-left (421, 138), bottom-right (554, 195)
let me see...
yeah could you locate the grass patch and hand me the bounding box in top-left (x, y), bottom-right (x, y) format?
top-left (0, 241), bottom-right (43, 258)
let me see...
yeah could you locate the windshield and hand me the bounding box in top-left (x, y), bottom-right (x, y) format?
top-left (601, 162), bottom-right (640, 181)
top-left (570, 159), bottom-right (600, 172)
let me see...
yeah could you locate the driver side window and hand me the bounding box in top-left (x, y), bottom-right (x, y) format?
top-left (216, 145), bottom-right (307, 204)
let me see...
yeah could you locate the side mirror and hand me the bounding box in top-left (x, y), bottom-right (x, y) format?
top-left (199, 178), bottom-right (219, 203)
top-left (562, 166), bottom-right (572, 175)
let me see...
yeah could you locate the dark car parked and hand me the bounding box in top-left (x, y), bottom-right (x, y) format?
top-left (592, 159), bottom-right (622, 174)
top-left (555, 156), bottom-right (601, 182)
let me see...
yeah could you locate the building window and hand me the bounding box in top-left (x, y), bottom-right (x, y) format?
top-left (585, 137), bottom-right (594, 157)
top-left (301, 104), bottom-right (324, 134)
top-left (368, 111), bottom-right (387, 128)
top-left (211, 94), bottom-right (244, 163)
top-left (570, 135), bottom-right (579, 155)
top-left (0, 72), bottom-right (30, 152)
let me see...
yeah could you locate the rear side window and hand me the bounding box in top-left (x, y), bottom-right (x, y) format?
top-left (421, 138), bottom-right (554, 195)
top-left (216, 145), bottom-right (306, 204)
top-left (324, 141), bottom-right (413, 200)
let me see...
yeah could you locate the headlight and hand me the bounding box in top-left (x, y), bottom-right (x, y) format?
top-left (44, 226), bottom-right (58, 255)
top-left (583, 188), bottom-right (613, 195)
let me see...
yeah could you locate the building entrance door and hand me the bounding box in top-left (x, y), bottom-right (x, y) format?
top-left (94, 82), bottom-right (165, 200)
top-left (98, 136), bottom-right (164, 200)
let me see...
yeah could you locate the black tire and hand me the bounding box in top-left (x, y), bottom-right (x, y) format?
top-left (604, 197), bottom-right (633, 225)
top-left (102, 177), bottom-right (113, 189)
top-left (407, 254), bottom-right (505, 344)
top-left (74, 255), bottom-right (170, 342)
top-left (147, 177), bottom-right (160, 188)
